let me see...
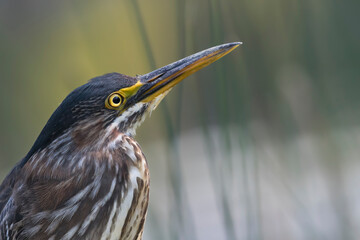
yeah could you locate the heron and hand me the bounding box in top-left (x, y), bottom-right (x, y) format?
top-left (0, 42), bottom-right (241, 240)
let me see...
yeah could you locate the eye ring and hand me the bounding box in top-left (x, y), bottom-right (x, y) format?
top-left (108, 93), bottom-right (123, 108)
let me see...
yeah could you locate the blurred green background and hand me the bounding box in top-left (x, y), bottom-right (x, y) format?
top-left (0, 0), bottom-right (359, 239)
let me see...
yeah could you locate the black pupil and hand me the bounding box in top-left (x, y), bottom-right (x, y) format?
top-left (112, 95), bottom-right (121, 104)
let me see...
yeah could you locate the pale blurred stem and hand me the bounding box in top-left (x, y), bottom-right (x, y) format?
top-left (129, 0), bottom-right (196, 239)
top-left (229, 56), bottom-right (253, 239)
top-left (174, 0), bottom-right (198, 238)
top-left (230, 71), bottom-right (253, 239)
top-left (208, 0), bottom-right (232, 160)
top-left (207, 0), bottom-right (237, 239)
top-left (195, 80), bottom-right (237, 240)
top-left (229, 64), bottom-right (263, 239)
top-left (225, 4), bottom-right (266, 238)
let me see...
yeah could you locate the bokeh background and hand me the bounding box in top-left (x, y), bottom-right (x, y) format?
top-left (0, 0), bottom-right (359, 239)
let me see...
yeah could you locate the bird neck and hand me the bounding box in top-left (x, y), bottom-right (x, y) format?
top-left (105, 102), bottom-right (149, 138)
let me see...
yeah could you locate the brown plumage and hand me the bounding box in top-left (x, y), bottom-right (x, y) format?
top-left (2, 116), bottom-right (149, 239)
top-left (0, 42), bottom-right (240, 240)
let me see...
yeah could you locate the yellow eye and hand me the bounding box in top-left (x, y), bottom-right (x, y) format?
top-left (108, 93), bottom-right (123, 108)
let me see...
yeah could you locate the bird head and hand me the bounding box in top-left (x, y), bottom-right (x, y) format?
top-left (24, 42), bottom-right (241, 163)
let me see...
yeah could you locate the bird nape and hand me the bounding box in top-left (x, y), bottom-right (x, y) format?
top-left (0, 42), bottom-right (241, 240)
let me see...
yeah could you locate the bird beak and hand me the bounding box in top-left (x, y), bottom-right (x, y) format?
top-left (127, 42), bottom-right (241, 105)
